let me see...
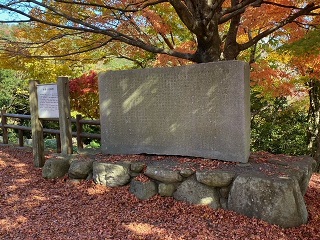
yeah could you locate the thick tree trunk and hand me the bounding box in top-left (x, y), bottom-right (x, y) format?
top-left (193, 36), bottom-right (221, 63)
top-left (307, 79), bottom-right (320, 172)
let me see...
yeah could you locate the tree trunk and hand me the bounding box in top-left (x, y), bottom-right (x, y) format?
top-left (307, 79), bottom-right (320, 172)
top-left (193, 36), bottom-right (221, 63)
top-left (192, 14), bottom-right (222, 63)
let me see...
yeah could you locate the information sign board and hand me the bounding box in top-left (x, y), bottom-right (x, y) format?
top-left (37, 84), bottom-right (59, 118)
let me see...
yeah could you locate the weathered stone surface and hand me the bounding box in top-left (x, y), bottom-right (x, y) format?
top-left (130, 162), bottom-right (146, 173)
top-left (86, 172), bottom-right (93, 180)
top-left (93, 162), bottom-right (130, 187)
top-left (196, 170), bottom-right (235, 187)
top-left (145, 166), bottom-right (183, 183)
top-left (158, 183), bottom-right (176, 197)
top-left (42, 158), bottom-right (70, 179)
top-left (130, 179), bottom-right (157, 200)
top-left (99, 61), bottom-right (250, 162)
top-left (220, 198), bottom-right (228, 209)
top-left (129, 171), bottom-right (140, 177)
top-left (219, 186), bottom-right (231, 199)
top-left (40, 152), bottom-right (314, 228)
top-left (228, 174), bottom-right (308, 228)
top-left (179, 168), bottom-right (195, 178)
top-left (117, 161), bottom-right (131, 169)
top-left (68, 160), bottom-right (94, 179)
top-left (173, 176), bottom-right (221, 209)
top-left (296, 156), bottom-right (316, 195)
top-left (269, 156), bottom-right (316, 195)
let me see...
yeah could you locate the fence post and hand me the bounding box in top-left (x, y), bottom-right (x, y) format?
top-left (76, 114), bottom-right (83, 150)
top-left (29, 80), bottom-right (45, 167)
top-left (1, 110), bottom-right (8, 144)
top-left (57, 77), bottom-right (73, 155)
top-left (56, 133), bottom-right (61, 153)
top-left (18, 129), bottom-right (24, 147)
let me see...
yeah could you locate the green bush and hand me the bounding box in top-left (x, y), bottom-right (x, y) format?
top-left (86, 140), bottom-right (100, 149)
top-left (250, 89), bottom-right (309, 155)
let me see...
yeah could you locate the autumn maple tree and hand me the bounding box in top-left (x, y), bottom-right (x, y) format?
top-left (1, 1), bottom-right (320, 169)
top-left (247, 26), bottom-right (320, 171)
top-left (0, 23), bottom-right (95, 81)
top-left (0, 1), bottom-right (319, 64)
top-left (278, 30), bottom-right (320, 171)
top-left (69, 71), bottom-right (99, 119)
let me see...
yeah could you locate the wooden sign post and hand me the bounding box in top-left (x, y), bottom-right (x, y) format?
top-left (57, 77), bottom-right (73, 155)
top-left (29, 80), bottom-right (45, 167)
top-left (29, 77), bottom-right (73, 167)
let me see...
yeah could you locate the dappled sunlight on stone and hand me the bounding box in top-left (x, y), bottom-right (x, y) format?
top-left (99, 61), bottom-right (250, 162)
top-left (122, 78), bottom-right (158, 114)
top-left (199, 197), bottom-right (214, 205)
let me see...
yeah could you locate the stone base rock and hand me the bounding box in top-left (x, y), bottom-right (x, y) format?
top-left (196, 170), bottom-right (235, 187)
top-left (228, 174), bottom-right (308, 228)
top-left (41, 153), bottom-right (316, 228)
top-left (69, 160), bottom-right (94, 179)
top-left (145, 166), bottom-right (183, 183)
top-left (93, 162), bottom-right (130, 187)
top-left (42, 158), bottom-right (70, 179)
top-left (130, 179), bottom-right (157, 200)
top-left (173, 176), bottom-right (221, 209)
top-left (158, 183), bottom-right (176, 197)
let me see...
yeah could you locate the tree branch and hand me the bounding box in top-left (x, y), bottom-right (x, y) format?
top-left (1, 39), bottom-right (114, 59)
top-left (219, 0), bottom-right (259, 23)
top-left (169, 0), bottom-right (197, 34)
top-left (262, 1), bottom-right (304, 10)
top-left (1, 0), bottom-right (319, 63)
top-left (54, 0), bottom-right (168, 12)
top-left (223, 0), bottom-right (241, 59)
top-left (1, 1), bottom-right (193, 61)
top-left (117, 55), bottom-right (147, 68)
top-left (239, 3), bottom-right (320, 51)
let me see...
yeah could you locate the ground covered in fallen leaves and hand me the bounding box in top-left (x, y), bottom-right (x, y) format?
top-left (0, 145), bottom-right (319, 240)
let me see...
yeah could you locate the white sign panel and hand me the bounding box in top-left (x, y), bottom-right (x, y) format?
top-left (37, 84), bottom-right (59, 118)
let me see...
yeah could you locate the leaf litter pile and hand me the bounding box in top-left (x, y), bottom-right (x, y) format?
top-left (0, 145), bottom-right (319, 240)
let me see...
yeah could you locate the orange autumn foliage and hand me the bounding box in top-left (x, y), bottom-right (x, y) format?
top-left (251, 61), bottom-right (295, 98)
top-left (1, 0), bottom-right (319, 67)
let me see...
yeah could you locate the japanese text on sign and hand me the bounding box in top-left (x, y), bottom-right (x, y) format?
top-left (37, 84), bottom-right (59, 118)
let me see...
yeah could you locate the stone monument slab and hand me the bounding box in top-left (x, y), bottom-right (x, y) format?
top-left (99, 60), bottom-right (250, 162)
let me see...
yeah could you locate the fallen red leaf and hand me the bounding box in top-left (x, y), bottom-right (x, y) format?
top-left (0, 145), bottom-right (319, 239)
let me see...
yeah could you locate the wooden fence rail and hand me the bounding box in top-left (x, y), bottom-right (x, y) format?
top-left (0, 110), bottom-right (100, 152)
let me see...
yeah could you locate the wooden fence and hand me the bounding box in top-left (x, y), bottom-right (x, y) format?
top-left (0, 110), bottom-right (100, 152)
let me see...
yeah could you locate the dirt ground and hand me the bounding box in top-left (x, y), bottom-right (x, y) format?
top-left (0, 145), bottom-right (319, 239)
